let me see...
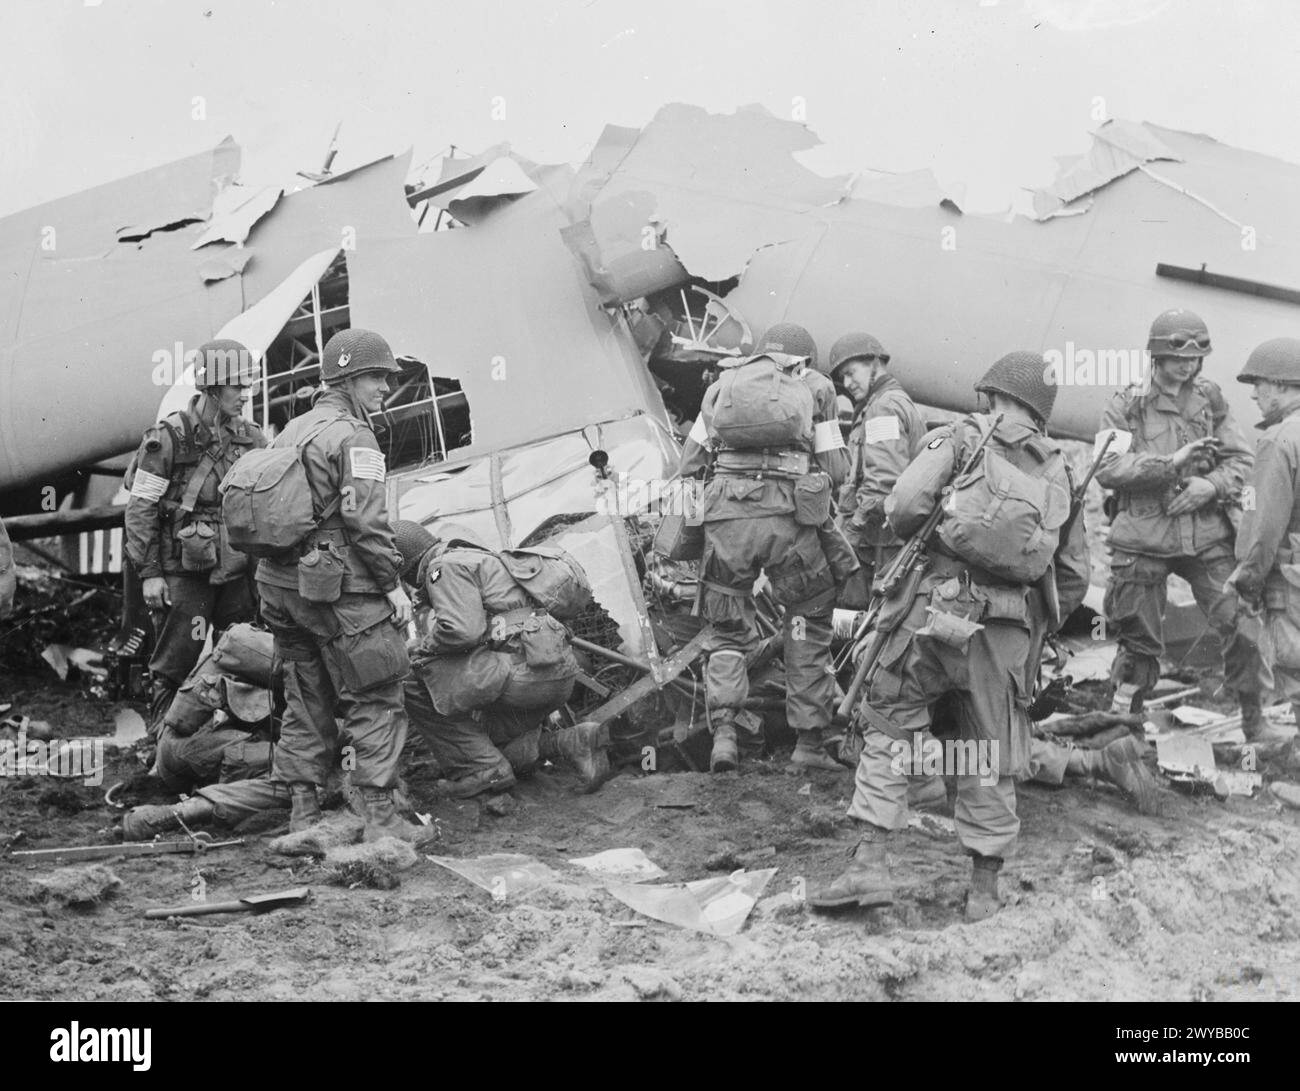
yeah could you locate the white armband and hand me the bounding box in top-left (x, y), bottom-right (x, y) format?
top-left (1097, 428), bottom-right (1132, 456)
top-left (814, 419), bottom-right (846, 454)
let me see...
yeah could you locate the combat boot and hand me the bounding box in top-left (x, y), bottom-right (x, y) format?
top-left (435, 758), bottom-right (517, 799)
top-left (541, 721), bottom-right (610, 786)
top-left (361, 787), bottom-right (437, 845)
top-left (1240, 698), bottom-right (1292, 746)
top-left (791, 731), bottom-right (846, 771)
top-left (807, 827), bottom-right (894, 909)
top-left (965, 854), bottom-right (1002, 922)
top-left (1092, 735), bottom-right (1161, 813)
top-left (122, 796), bottom-right (215, 842)
top-left (710, 717), bottom-right (739, 773)
top-left (289, 783), bottom-right (323, 832)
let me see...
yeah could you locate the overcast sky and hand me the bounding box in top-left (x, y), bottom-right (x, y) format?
top-left (2, 0), bottom-right (1297, 218)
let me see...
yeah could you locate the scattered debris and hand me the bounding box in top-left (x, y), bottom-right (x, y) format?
top-left (426, 853), bottom-right (559, 899)
top-left (1156, 735), bottom-right (1218, 785)
top-left (112, 708), bottom-right (147, 750)
top-left (602, 868), bottom-right (777, 937)
top-left (27, 864), bottom-right (122, 908)
top-left (268, 815), bottom-right (365, 857)
top-left (1270, 782), bottom-right (1300, 810)
top-left (704, 845), bottom-right (777, 871)
top-left (144, 886), bottom-right (312, 919)
top-left (40, 645), bottom-right (107, 682)
top-left (571, 847), bottom-right (667, 882)
top-left (325, 837), bottom-right (419, 889)
top-left (623, 967), bottom-right (683, 1001)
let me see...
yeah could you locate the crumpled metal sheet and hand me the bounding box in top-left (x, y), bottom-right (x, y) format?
top-left (349, 183), bottom-right (671, 457)
top-left (566, 103), bottom-right (848, 288)
top-left (192, 184), bottom-right (283, 249)
top-left (1032, 119), bottom-right (1182, 218)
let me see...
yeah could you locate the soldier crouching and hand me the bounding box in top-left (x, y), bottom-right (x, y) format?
top-left (393, 521), bottom-right (609, 797)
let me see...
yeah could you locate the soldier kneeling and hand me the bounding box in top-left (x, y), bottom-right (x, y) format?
top-left (393, 521), bottom-right (610, 798)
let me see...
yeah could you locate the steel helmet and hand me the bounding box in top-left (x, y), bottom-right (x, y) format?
top-left (194, 339), bottom-right (261, 387)
top-left (392, 519), bottom-right (442, 582)
top-left (756, 323), bottom-right (819, 372)
top-left (975, 350), bottom-right (1057, 425)
top-left (1148, 309), bottom-right (1212, 358)
top-left (320, 328), bottom-right (402, 384)
top-left (828, 332), bottom-right (889, 382)
top-left (1236, 337), bottom-right (1300, 386)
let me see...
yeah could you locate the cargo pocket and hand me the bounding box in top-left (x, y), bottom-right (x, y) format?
top-left (324, 595), bottom-right (409, 693)
top-left (793, 474), bottom-right (832, 527)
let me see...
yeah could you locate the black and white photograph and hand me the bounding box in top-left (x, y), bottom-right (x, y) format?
top-left (1, 0), bottom-right (1297, 1030)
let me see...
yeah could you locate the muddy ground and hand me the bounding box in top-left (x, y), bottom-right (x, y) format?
top-left (3, 668), bottom-right (1299, 1003)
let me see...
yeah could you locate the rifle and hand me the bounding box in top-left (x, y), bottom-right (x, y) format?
top-left (835, 413), bottom-right (1004, 720)
top-left (1061, 429), bottom-right (1116, 542)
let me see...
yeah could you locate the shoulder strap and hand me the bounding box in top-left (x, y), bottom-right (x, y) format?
top-left (294, 412), bottom-right (351, 525)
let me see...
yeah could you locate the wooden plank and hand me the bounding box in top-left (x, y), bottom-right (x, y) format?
top-left (579, 626), bottom-right (713, 728)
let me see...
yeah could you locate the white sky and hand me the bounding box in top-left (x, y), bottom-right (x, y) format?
top-left (2, 0), bottom-right (1298, 217)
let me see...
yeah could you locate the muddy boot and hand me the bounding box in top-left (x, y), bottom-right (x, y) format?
top-left (435, 758), bottom-right (517, 799)
top-left (1240, 699), bottom-right (1292, 747)
top-left (807, 827), bottom-right (894, 909)
top-left (361, 787), bottom-right (437, 846)
top-left (791, 731), bottom-right (845, 771)
top-left (541, 721), bottom-right (611, 785)
top-left (147, 680), bottom-right (177, 737)
top-left (289, 783), bottom-right (323, 832)
top-left (1106, 650), bottom-right (1158, 714)
top-left (1084, 735), bottom-right (1161, 814)
top-left (122, 796), bottom-right (215, 842)
top-left (907, 776), bottom-right (948, 811)
top-left (710, 717), bottom-right (739, 773)
top-left (965, 854), bottom-right (1002, 922)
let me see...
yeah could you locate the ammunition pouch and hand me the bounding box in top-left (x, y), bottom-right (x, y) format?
top-left (793, 473), bottom-right (833, 527)
top-left (652, 479), bottom-right (705, 563)
top-left (488, 607), bottom-right (571, 671)
top-left (176, 520), bottom-right (218, 573)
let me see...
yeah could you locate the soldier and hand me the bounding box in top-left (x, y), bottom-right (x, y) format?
top-left (809, 352), bottom-right (1090, 920)
top-left (829, 332), bottom-right (927, 609)
top-left (680, 322), bottom-right (858, 773)
top-left (124, 339), bottom-right (266, 730)
top-left (1226, 337), bottom-right (1300, 749)
top-left (254, 328), bottom-right (423, 842)
top-left (1097, 309), bottom-right (1262, 732)
top-left (392, 520), bottom-right (608, 797)
top-left (830, 332), bottom-right (944, 809)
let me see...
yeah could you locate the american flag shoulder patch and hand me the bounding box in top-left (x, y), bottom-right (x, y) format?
top-left (349, 446), bottom-right (387, 483)
top-left (130, 469), bottom-right (169, 503)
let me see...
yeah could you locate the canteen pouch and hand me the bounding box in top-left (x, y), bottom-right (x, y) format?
top-left (298, 543), bottom-right (344, 604)
top-left (177, 521), bottom-right (218, 573)
top-left (793, 474), bottom-right (832, 527)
